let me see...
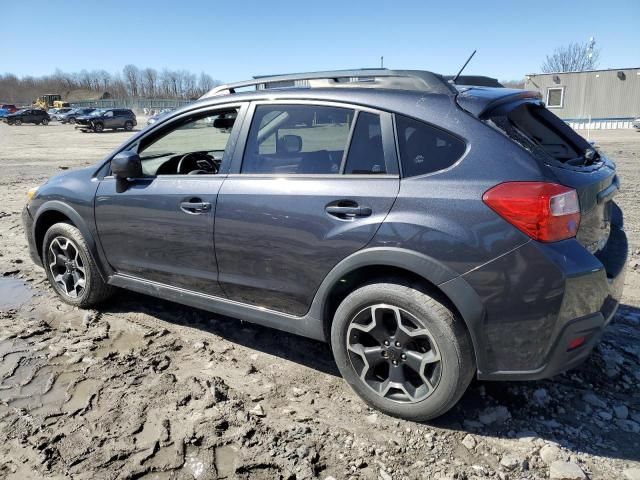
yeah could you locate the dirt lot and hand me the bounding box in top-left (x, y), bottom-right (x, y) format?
top-left (0, 121), bottom-right (639, 480)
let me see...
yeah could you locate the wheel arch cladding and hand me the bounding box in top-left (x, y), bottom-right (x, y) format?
top-left (313, 247), bottom-right (482, 369)
top-left (34, 202), bottom-right (106, 280)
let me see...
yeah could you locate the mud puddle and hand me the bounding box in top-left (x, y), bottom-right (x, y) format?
top-left (0, 277), bottom-right (34, 310)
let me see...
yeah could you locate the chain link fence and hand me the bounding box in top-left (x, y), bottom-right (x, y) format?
top-left (69, 98), bottom-right (193, 113)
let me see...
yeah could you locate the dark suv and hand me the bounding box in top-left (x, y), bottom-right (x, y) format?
top-left (75, 108), bottom-right (136, 132)
top-left (22, 70), bottom-right (627, 420)
top-left (5, 108), bottom-right (50, 125)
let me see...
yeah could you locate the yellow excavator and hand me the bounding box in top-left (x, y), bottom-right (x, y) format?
top-left (33, 94), bottom-right (70, 111)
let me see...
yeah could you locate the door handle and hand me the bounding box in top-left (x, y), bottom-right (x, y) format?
top-left (325, 205), bottom-right (372, 218)
top-left (180, 201), bottom-right (211, 214)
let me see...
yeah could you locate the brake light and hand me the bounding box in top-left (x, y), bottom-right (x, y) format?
top-left (482, 182), bottom-right (580, 242)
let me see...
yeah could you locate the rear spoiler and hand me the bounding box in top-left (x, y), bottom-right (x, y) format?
top-left (455, 87), bottom-right (542, 117)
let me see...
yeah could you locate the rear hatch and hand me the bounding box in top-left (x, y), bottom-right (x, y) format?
top-left (458, 88), bottom-right (619, 257)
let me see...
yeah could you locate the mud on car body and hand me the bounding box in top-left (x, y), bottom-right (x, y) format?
top-left (22, 69), bottom-right (627, 421)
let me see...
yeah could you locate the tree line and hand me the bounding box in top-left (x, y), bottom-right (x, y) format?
top-left (0, 65), bottom-right (221, 104)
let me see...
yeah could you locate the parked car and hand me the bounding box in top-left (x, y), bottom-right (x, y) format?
top-left (6, 108), bottom-right (50, 125)
top-left (60, 108), bottom-right (96, 124)
top-left (633, 117), bottom-right (640, 131)
top-left (49, 107), bottom-right (74, 121)
top-left (22, 69), bottom-right (627, 421)
top-left (146, 109), bottom-right (173, 126)
top-left (0, 107), bottom-right (9, 118)
top-left (0, 104), bottom-right (17, 114)
top-left (75, 108), bottom-right (136, 132)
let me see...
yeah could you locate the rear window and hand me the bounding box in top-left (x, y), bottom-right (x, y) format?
top-left (396, 115), bottom-right (466, 177)
top-left (487, 103), bottom-right (597, 166)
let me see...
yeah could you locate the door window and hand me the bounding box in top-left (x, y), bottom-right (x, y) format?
top-left (344, 112), bottom-right (386, 174)
top-left (242, 104), bottom-right (354, 174)
top-left (104, 111), bottom-right (114, 117)
top-left (137, 109), bottom-right (239, 176)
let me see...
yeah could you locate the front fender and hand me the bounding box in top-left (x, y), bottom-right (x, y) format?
top-left (33, 200), bottom-right (111, 281)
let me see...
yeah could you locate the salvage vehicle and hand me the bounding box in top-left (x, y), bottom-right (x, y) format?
top-left (49, 107), bottom-right (74, 121)
top-left (0, 103), bottom-right (17, 114)
top-left (6, 108), bottom-right (50, 125)
top-left (22, 69), bottom-right (627, 421)
top-left (75, 108), bottom-right (136, 132)
top-left (60, 108), bottom-right (96, 124)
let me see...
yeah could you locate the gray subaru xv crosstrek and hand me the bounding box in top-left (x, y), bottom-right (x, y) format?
top-left (22, 69), bottom-right (627, 421)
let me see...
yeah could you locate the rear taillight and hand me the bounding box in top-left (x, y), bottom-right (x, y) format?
top-left (482, 182), bottom-right (580, 242)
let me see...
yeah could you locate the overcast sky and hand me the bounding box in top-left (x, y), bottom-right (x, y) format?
top-left (3, 0), bottom-right (638, 82)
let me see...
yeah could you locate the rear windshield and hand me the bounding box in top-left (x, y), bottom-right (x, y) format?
top-left (487, 103), bottom-right (598, 167)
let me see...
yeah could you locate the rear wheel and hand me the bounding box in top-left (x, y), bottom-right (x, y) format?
top-left (43, 223), bottom-right (114, 307)
top-left (7, 120), bottom-right (13, 125)
top-left (41, 118), bottom-right (49, 125)
top-left (124, 121), bottom-right (133, 131)
top-left (93, 122), bottom-right (104, 133)
top-left (331, 281), bottom-right (475, 421)
top-left (14, 119), bottom-right (22, 126)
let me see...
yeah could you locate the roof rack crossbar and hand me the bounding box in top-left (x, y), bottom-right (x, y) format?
top-left (200, 69), bottom-right (456, 98)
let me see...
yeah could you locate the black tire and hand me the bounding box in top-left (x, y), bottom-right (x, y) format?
top-left (41, 118), bottom-right (49, 125)
top-left (15, 119), bottom-right (22, 126)
top-left (93, 122), bottom-right (104, 133)
top-left (7, 120), bottom-right (13, 125)
top-left (124, 121), bottom-right (133, 131)
top-left (331, 280), bottom-right (475, 421)
top-left (69, 118), bottom-right (76, 124)
top-left (43, 222), bottom-right (114, 308)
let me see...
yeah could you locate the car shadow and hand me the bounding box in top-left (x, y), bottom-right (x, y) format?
top-left (104, 291), bottom-right (640, 463)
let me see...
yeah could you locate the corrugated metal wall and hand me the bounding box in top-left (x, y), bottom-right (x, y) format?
top-left (524, 68), bottom-right (640, 121)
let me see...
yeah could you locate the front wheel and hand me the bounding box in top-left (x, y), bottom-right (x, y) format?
top-left (331, 281), bottom-right (475, 421)
top-left (124, 121), bottom-right (133, 131)
top-left (69, 118), bottom-right (76, 124)
top-left (93, 122), bottom-right (104, 133)
top-left (14, 119), bottom-right (22, 126)
top-left (43, 223), bottom-right (114, 307)
top-left (41, 118), bottom-right (49, 125)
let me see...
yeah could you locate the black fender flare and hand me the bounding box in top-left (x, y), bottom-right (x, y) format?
top-left (306, 247), bottom-right (486, 371)
top-left (32, 200), bottom-right (111, 281)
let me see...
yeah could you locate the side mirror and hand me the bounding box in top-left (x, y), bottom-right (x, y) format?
top-left (111, 151), bottom-right (142, 193)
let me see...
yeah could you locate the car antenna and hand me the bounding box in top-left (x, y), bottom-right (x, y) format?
top-left (452, 50), bottom-right (477, 84)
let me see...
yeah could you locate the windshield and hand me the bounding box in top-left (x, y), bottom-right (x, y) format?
top-left (15, 109), bottom-right (27, 114)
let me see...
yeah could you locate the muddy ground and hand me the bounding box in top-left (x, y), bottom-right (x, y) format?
top-left (0, 121), bottom-right (639, 480)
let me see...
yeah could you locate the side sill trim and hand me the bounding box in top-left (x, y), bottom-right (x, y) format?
top-left (108, 274), bottom-right (325, 341)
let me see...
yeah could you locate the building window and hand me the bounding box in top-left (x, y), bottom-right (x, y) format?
top-left (546, 87), bottom-right (564, 108)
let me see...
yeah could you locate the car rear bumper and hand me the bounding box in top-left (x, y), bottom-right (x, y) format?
top-left (22, 205), bottom-right (42, 267)
top-left (463, 218), bottom-right (627, 381)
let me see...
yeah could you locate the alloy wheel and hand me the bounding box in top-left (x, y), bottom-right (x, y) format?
top-left (48, 236), bottom-right (87, 298)
top-left (346, 304), bottom-right (442, 403)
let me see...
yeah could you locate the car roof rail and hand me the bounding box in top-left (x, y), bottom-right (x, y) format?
top-left (200, 69), bottom-right (457, 99)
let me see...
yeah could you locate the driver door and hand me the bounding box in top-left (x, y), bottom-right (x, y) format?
top-left (94, 104), bottom-right (246, 296)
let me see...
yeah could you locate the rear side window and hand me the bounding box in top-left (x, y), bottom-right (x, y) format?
top-left (344, 112), bottom-right (386, 174)
top-left (242, 104), bottom-right (354, 174)
top-left (396, 115), bottom-right (466, 177)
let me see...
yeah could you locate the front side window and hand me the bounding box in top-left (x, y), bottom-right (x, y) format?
top-left (396, 115), bottom-right (466, 177)
top-left (242, 104), bottom-right (354, 174)
top-left (137, 109), bottom-right (238, 176)
top-left (546, 87), bottom-right (564, 108)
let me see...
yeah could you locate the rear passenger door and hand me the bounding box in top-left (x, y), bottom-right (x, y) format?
top-left (214, 101), bottom-right (400, 316)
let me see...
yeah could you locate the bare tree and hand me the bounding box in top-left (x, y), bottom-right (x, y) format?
top-left (541, 41), bottom-right (600, 73)
top-left (501, 79), bottom-right (525, 89)
top-left (142, 68), bottom-right (158, 97)
top-left (122, 64), bottom-right (140, 97)
top-left (198, 72), bottom-right (218, 96)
